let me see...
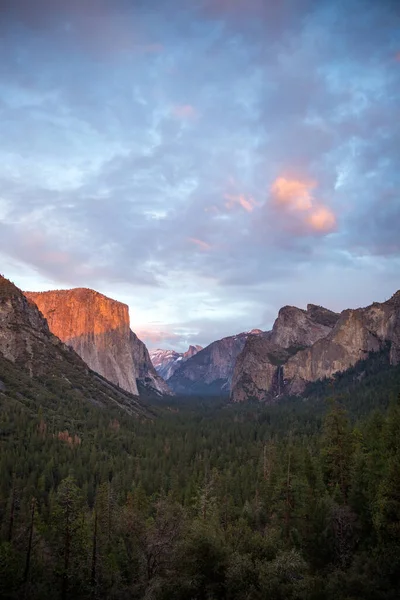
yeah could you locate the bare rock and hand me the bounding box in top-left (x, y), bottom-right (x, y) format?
top-left (25, 288), bottom-right (170, 397)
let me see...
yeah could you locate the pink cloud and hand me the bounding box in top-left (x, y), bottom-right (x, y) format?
top-left (135, 328), bottom-right (180, 344)
top-left (172, 105), bottom-right (197, 119)
top-left (270, 176), bottom-right (337, 234)
top-left (224, 193), bottom-right (257, 212)
top-left (271, 177), bottom-right (315, 211)
top-left (306, 206), bottom-right (336, 232)
top-left (188, 237), bottom-right (211, 251)
top-left (395, 52), bottom-right (400, 62)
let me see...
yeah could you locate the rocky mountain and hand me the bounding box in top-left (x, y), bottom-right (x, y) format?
top-left (150, 345), bottom-right (203, 380)
top-left (284, 292), bottom-right (400, 394)
top-left (25, 288), bottom-right (171, 397)
top-left (231, 292), bottom-right (400, 402)
top-left (167, 331), bottom-right (264, 395)
top-left (0, 275), bottom-right (148, 417)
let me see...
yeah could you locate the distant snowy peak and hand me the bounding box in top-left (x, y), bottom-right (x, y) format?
top-left (150, 345), bottom-right (203, 380)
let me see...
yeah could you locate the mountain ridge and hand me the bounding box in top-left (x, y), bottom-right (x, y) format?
top-left (167, 330), bottom-right (265, 395)
top-left (231, 289), bottom-right (400, 402)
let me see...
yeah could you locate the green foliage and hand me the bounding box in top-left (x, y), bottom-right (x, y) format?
top-left (1, 354), bottom-right (400, 598)
top-left (321, 400), bottom-right (354, 501)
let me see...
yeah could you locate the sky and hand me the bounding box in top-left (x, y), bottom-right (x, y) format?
top-left (0, 0), bottom-right (399, 351)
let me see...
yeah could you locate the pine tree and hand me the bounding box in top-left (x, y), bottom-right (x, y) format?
top-left (321, 399), bottom-right (354, 501)
top-left (50, 476), bottom-right (88, 599)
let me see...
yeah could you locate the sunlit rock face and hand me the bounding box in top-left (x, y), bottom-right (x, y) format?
top-left (0, 275), bottom-right (148, 417)
top-left (231, 292), bottom-right (400, 402)
top-left (25, 288), bottom-right (171, 397)
top-left (150, 345), bottom-right (203, 380)
top-left (167, 332), bottom-right (265, 396)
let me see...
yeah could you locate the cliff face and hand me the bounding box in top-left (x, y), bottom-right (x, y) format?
top-left (270, 304), bottom-right (339, 348)
top-left (25, 289), bottom-right (170, 397)
top-left (184, 344), bottom-right (204, 360)
top-left (231, 292), bottom-right (400, 402)
top-left (168, 332), bottom-right (263, 395)
top-left (0, 276), bottom-right (147, 417)
top-left (130, 330), bottom-right (172, 395)
top-left (0, 278), bottom-right (55, 376)
top-left (229, 334), bottom-right (279, 403)
top-left (284, 292), bottom-right (400, 394)
top-left (150, 345), bottom-right (203, 380)
top-left (231, 304), bottom-right (339, 402)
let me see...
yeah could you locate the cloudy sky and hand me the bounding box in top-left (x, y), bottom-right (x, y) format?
top-left (1, 0), bottom-right (399, 351)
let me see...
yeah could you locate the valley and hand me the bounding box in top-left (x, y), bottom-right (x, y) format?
top-left (1, 273), bottom-right (400, 599)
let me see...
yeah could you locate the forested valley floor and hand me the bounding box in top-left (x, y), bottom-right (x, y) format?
top-left (1, 350), bottom-right (400, 599)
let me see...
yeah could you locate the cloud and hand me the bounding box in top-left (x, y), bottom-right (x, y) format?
top-left (172, 104), bottom-right (197, 119)
top-left (270, 176), bottom-right (337, 234)
top-left (135, 327), bottom-right (181, 346)
top-left (188, 238), bottom-right (212, 251)
top-left (306, 206), bottom-right (337, 232)
top-left (224, 193), bottom-right (256, 212)
top-left (0, 0), bottom-right (399, 350)
top-left (138, 44), bottom-right (164, 54)
top-left (271, 177), bottom-right (315, 212)
top-left (0, 0), bottom-right (165, 59)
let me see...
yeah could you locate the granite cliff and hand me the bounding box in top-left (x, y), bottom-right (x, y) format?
top-left (168, 331), bottom-right (264, 395)
top-left (231, 304), bottom-right (339, 402)
top-left (150, 345), bottom-right (203, 380)
top-left (284, 291), bottom-right (400, 394)
top-left (25, 288), bottom-right (171, 397)
top-left (231, 292), bottom-right (400, 402)
top-left (0, 276), bottom-right (148, 417)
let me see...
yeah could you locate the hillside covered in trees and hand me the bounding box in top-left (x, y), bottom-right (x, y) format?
top-left (1, 344), bottom-right (400, 599)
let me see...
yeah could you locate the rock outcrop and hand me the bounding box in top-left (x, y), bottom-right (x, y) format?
top-left (231, 304), bottom-right (339, 402)
top-left (270, 304), bottom-right (339, 348)
top-left (284, 292), bottom-right (400, 394)
top-left (1, 277), bottom-right (56, 375)
top-left (168, 332), bottom-right (264, 395)
top-left (231, 292), bottom-right (400, 402)
top-left (0, 275), bottom-right (148, 417)
top-left (25, 288), bottom-right (171, 397)
top-left (150, 345), bottom-right (203, 380)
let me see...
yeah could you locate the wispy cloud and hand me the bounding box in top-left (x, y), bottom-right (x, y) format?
top-left (188, 238), bottom-right (212, 251)
top-left (224, 192), bottom-right (256, 212)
